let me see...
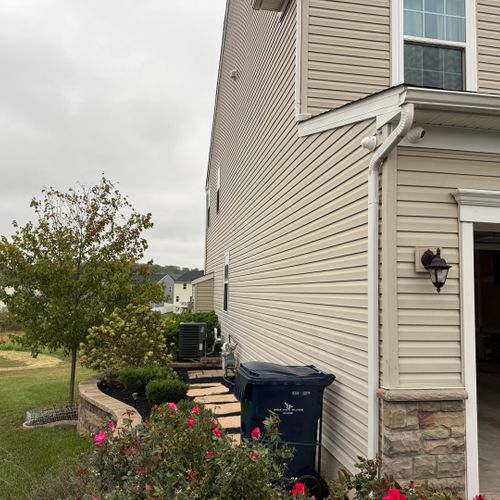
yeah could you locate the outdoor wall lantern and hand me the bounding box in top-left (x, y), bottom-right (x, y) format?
top-left (421, 248), bottom-right (451, 293)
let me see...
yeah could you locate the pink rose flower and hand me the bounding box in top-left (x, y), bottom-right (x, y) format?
top-left (383, 488), bottom-right (407, 500)
top-left (191, 405), bottom-right (201, 415)
top-left (292, 483), bottom-right (306, 496)
top-left (211, 418), bottom-right (219, 428)
top-left (251, 427), bottom-right (261, 439)
top-left (108, 421), bottom-right (116, 431)
top-left (473, 496), bottom-right (486, 500)
top-left (168, 402), bottom-right (178, 411)
top-left (213, 427), bottom-right (222, 438)
top-left (251, 451), bottom-right (259, 461)
top-left (207, 451), bottom-right (217, 458)
top-left (94, 431), bottom-right (108, 446)
top-left (187, 418), bottom-right (195, 428)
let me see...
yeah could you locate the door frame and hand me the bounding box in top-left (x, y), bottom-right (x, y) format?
top-left (454, 188), bottom-right (500, 498)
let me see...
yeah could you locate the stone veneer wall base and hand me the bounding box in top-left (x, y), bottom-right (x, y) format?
top-left (378, 388), bottom-right (467, 492)
top-left (78, 376), bottom-right (142, 434)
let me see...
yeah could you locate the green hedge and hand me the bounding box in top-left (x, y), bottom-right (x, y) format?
top-left (145, 379), bottom-right (189, 405)
top-left (117, 365), bottom-right (178, 396)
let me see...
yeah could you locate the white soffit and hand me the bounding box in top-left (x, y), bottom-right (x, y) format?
top-left (298, 87), bottom-right (500, 137)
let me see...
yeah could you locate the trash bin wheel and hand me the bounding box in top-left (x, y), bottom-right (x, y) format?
top-left (296, 473), bottom-right (328, 499)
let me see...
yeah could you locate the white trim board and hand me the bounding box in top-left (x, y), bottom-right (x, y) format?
top-left (192, 273), bottom-right (214, 286)
top-left (453, 188), bottom-right (500, 498)
top-left (298, 86), bottom-right (500, 137)
top-left (399, 126), bottom-right (500, 154)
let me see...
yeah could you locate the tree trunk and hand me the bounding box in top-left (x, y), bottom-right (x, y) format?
top-left (69, 347), bottom-right (78, 406)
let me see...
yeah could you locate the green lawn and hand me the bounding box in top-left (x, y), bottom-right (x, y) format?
top-left (0, 355), bottom-right (95, 500)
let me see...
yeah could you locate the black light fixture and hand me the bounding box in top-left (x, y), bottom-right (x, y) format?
top-left (421, 248), bottom-right (451, 293)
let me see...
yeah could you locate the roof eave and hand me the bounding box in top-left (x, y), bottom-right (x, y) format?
top-left (298, 86), bottom-right (500, 137)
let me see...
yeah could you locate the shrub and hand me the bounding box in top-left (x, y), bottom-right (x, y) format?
top-left (80, 303), bottom-right (169, 374)
top-left (33, 404), bottom-right (295, 499)
top-left (164, 310), bottom-right (220, 357)
top-left (0, 309), bottom-right (21, 332)
top-left (117, 365), bottom-right (178, 395)
top-left (327, 456), bottom-right (467, 500)
top-left (145, 378), bottom-right (188, 404)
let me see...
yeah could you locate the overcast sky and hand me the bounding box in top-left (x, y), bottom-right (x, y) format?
top-left (0, 1), bottom-right (226, 269)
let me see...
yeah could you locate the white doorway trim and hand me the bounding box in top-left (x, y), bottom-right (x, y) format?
top-left (453, 188), bottom-right (500, 498)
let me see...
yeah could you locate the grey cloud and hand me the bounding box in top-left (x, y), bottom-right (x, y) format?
top-left (0, 0), bottom-right (225, 268)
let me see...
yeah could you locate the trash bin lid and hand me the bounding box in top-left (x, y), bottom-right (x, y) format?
top-left (234, 362), bottom-right (335, 401)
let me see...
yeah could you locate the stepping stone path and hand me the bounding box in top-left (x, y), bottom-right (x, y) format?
top-left (188, 369), bottom-right (241, 445)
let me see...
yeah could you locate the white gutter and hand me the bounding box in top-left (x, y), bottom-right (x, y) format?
top-left (294, 0), bottom-right (311, 122)
top-left (366, 103), bottom-right (414, 458)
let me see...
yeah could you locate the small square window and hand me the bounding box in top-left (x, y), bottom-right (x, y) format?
top-left (183, 283), bottom-right (187, 290)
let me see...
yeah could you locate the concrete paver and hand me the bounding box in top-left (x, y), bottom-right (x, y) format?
top-left (187, 385), bottom-right (229, 398)
top-left (195, 393), bottom-right (237, 404)
top-left (204, 402), bottom-right (240, 415)
top-left (217, 415), bottom-right (240, 429)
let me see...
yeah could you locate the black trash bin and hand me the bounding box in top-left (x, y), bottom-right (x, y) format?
top-left (234, 362), bottom-right (335, 481)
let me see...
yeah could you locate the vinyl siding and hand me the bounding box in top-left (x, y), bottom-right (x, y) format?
top-left (305, 0), bottom-right (391, 115)
top-left (206, 0), bottom-right (373, 471)
top-left (193, 279), bottom-right (214, 313)
top-left (477, 0), bottom-right (500, 94)
top-left (395, 148), bottom-right (500, 387)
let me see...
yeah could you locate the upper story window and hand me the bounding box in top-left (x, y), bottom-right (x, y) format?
top-left (216, 164), bottom-right (221, 214)
top-left (206, 186), bottom-right (211, 228)
top-left (403, 0), bottom-right (466, 90)
top-left (183, 283), bottom-right (187, 290)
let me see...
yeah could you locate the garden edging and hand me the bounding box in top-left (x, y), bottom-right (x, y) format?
top-left (78, 376), bottom-right (142, 434)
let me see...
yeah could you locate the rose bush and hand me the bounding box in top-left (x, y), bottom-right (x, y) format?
top-left (327, 456), bottom-right (481, 500)
top-left (33, 402), bottom-right (305, 499)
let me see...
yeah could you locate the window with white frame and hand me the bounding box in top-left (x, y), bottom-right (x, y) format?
top-left (403, 0), bottom-right (466, 90)
top-left (223, 252), bottom-right (229, 311)
top-left (216, 164), bottom-right (221, 214)
top-left (206, 186), bottom-right (211, 228)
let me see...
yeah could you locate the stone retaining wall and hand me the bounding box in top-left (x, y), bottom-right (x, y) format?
top-left (78, 376), bottom-right (142, 434)
top-left (378, 389), bottom-right (467, 491)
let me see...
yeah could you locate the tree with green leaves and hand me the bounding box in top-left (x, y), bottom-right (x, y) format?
top-left (0, 176), bottom-right (163, 404)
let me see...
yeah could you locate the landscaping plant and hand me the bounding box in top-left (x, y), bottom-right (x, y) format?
top-left (32, 403), bottom-right (298, 499)
top-left (327, 456), bottom-right (470, 500)
top-left (117, 365), bottom-right (178, 395)
top-left (81, 303), bottom-right (170, 375)
top-left (0, 176), bottom-right (163, 404)
top-left (145, 378), bottom-right (189, 404)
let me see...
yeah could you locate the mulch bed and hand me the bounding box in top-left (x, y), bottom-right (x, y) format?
top-left (98, 380), bottom-right (152, 420)
top-left (98, 369), bottom-right (236, 421)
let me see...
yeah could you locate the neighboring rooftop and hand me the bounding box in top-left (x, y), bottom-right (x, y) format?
top-left (176, 270), bottom-right (204, 283)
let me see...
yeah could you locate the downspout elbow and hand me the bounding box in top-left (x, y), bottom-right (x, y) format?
top-left (369, 103), bottom-right (415, 175)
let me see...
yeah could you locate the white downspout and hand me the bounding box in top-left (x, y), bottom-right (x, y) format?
top-left (366, 103), bottom-right (415, 458)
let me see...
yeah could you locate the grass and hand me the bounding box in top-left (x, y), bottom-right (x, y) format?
top-left (0, 353), bottom-right (27, 368)
top-left (0, 354), bottom-right (95, 500)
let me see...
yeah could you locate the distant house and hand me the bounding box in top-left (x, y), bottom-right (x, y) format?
top-left (173, 270), bottom-right (204, 314)
top-left (157, 274), bottom-right (175, 302)
top-left (150, 273), bottom-right (175, 314)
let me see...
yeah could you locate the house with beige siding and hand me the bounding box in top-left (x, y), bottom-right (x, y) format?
top-left (173, 270), bottom-right (204, 314)
top-left (201, 0), bottom-right (500, 496)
